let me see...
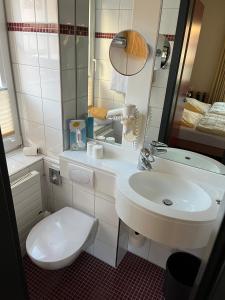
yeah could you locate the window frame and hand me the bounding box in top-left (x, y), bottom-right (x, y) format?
top-left (0, 0), bottom-right (22, 152)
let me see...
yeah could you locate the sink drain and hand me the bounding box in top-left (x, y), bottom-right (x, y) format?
top-left (163, 199), bottom-right (173, 206)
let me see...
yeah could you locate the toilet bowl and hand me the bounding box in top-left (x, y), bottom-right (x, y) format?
top-left (26, 207), bottom-right (98, 270)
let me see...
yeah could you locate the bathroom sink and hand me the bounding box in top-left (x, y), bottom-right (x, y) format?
top-left (116, 171), bottom-right (219, 249)
top-left (129, 172), bottom-right (211, 213)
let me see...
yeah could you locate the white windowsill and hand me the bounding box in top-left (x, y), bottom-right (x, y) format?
top-left (6, 148), bottom-right (44, 176)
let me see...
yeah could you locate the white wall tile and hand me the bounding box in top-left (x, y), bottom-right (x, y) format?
top-left (128, 237), bottom-right (151, 260)
top-left (63, 99), bottom-right (76, 129)
top-left (35, 0), bottom-right (58, 23)
top-left (37, 33), bottom-right (60, 69)
top-left (163, 0), bottom-right (180, 9)
top-left (149, 107), bottom-right (163, 127)
top-left (17, 93), bottom-right (43, 124)
top-left (43, 99), bottom-right (62, 129)
top-left (152, 69), bottom-right (170, 88)
top-left (94, 170), bottom-right (116, 197)
top-left (60, 35), bottom-right (75, 70)
top-left (9, 32), bottom-right (39, 66)
top-left (5, 0), bottom-right (35, 22)
top-left (96, 10), bottom-right (119, 33)
top-left (44, 126), bottom-right (63, 157)
top-left (58, 0), bottom-right (75, 25)
top-left (118, 10), bottom-right (133, 31)
top-left (95, 79), bottom-right (114, 100)
top-left (94, 97), bottom-right (114, 110)
top-left (159, 9), bottom-right (179, 35)
top-left (77, 97), bottom-right (88, 118)
top-left (13, 64), bottom-right (41, 97)
top-left (94, 239), bottom-right (117, 267)
top-left (77, 68), bottom-right (88, 98)
top-left (95, 39), bottom-right (111, 60)
top-left (73, 184), bottom-right (95, 216)
top-left (120, 0), bottom-right (134, 10)
top-left (101, 0), bottom-right (120, 9)
top-left (95, 195), bottom-right (118, 227)
top-left (95, 59), bottom-right (113, 81)
top-left (96, 0), bottom-right (102, 10)
top-left (40, 68), bottom-right (61, 101)
top-left (149, 87), bottom-right (166, 109)
top-left (148, 241), bottom-right (172, 269)
top-left (76, 0), bottom-right (89, 27)
top-left (61, 69), bottom-right (76, 101)
top-left (144, 126), bottom-right (160, 145)
top-left (52, 177), bottom-right (73, 211)
top-left (96, 220), bottom-right (118, 248)
top-left (20, 119), bottom-right (46, 153)
top-left (76, 36), bottom-right (88, 69)
top-left (85, 244), bottom-right (94, 255)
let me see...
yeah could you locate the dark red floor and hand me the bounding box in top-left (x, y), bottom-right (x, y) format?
top-left (24, 251), bottom-right (165, 300)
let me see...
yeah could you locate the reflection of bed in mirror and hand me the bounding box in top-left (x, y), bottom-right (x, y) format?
top-left (176, 97), bottom-right (225, 161)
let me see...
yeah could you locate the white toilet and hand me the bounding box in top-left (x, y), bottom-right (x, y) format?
top-left (26, 207), bottom-right (98, 270)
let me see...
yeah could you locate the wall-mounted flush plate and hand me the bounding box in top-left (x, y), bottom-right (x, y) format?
top-left (49, 167), bottom-right (62, 185)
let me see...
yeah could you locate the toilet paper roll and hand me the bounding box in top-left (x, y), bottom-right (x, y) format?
top-left (96, 135), bottom-right (105, 142)
top-left (23, 146), bottom-right (38, 156)
top-left (87, 141), bottom-right (97, 157)
top-left (92, 145), bottom-right (104, 159)
top-left (130, 231), bottom-right (146, 248)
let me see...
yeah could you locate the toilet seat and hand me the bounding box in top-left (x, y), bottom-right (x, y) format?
top-left (26, 207), bottom-right (97, 270)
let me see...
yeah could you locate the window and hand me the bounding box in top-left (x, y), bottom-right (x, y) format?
top-left (0, 0), bottom-right (21, 152)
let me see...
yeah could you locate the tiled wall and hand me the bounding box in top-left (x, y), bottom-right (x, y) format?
top-left (5, 0), bottom-right (63, 159)
top-left (94, 0), bottom-right (134, 110)
top-left (145, 0), bottom-right (180, 145)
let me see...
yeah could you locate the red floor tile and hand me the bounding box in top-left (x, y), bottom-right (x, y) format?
top-left (24, 251), bottom-right (165, 300)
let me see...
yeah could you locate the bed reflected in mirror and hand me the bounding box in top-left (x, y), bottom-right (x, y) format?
top-left (145, 0), bottom-right (225, 175)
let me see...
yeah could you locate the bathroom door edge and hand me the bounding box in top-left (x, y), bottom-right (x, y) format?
top-left (0, 131), bottom-right (28, 299)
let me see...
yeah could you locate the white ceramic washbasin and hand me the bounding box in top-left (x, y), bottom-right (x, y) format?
top-left (116, 171), bottom-right (219, 249)
top-left (129, 172), bottom-right (211, 214)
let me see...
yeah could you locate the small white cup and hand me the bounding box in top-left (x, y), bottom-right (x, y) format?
top-left (96, 135), bottom-right (105, 142)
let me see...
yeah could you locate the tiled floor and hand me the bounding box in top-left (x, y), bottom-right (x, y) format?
top-left (24, 252), bottom-right (165, 300)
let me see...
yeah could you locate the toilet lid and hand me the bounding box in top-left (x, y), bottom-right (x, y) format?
top-left (26, 207), bottom-right (96, 262)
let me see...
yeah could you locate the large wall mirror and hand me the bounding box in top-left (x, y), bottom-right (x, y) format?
top-left (145, 0), bottom-right (225, 175)
top-left (59, 0), bottom-right (151, 148)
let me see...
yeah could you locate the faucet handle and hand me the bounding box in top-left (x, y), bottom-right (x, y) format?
top-left (151, 140), bottom-right (168, 148)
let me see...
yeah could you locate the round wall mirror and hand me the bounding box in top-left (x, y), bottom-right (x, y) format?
top-left (154, 34), bottom-right (171, 70)
top-left (109, 30), bottom-right (149, 76)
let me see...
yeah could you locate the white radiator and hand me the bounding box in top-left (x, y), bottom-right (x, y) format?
top-left (11, 171), bottom-right (43, 255)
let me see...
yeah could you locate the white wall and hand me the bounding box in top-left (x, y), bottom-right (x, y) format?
top-left (5, 0), bottom-right (63, 159)
top-left (145, 0), bottom-right (181, 145)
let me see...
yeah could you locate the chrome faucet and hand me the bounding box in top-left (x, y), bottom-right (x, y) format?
top-left (137, 148), bottom-right (155, 170)
top-left (150, 140), bottom-right (168, 155)
top-left (137, 141), bottom-right (167, 170)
